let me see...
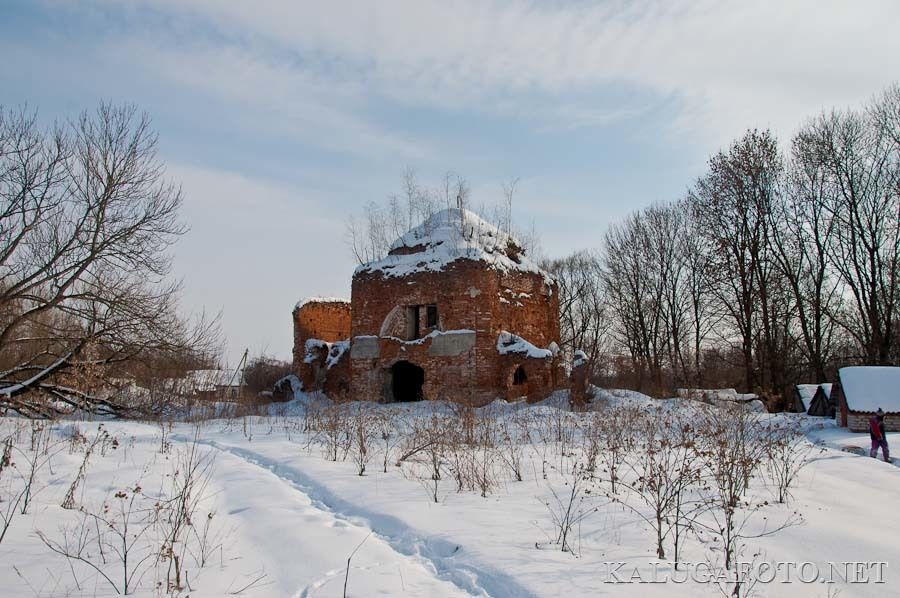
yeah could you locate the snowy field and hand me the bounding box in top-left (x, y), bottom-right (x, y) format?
top-left (0, 390), bottom-right (897, 598)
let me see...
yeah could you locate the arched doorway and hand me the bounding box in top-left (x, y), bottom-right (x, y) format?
top-left (513, 365), bottom-right (527, 386)
top-left (391, 361), bottom-right (424, 402)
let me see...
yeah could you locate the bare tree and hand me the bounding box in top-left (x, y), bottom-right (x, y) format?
top-left (604, 407), bottom-right (702, 562)
top-left (500, 176), bottom-right (519, 237)
top-left (801, 100), bottom-right (899, 364)
top-left (695, 406), bottom-right (799, 576)
top-left (762, 419), bottom-right (821, 504)
top-left (546, 250), bottom-right (608, 373)
top-left (645, 202), bottom-right (693, 386)
top-left (594, 404), bottom-right (639, 495)
top-left (242, 354), bottom-right (291, 396)
top-left (348, 407), bottom-right (376, 476)
top-left (602, 212), bottom-right (667, 390)
top-left (770, 132), bottom-right (844, 381)
top-left (0, 104), bottom-right (218, 418)
top-left (346, 201), bottom-right (395, 266)
top-left (680, 198), bottom-right (719, 386)
top-left (540, 459), bottom-right (597, 555)
top-left (691, 129), bottom-right (793, 400)
top-left (346, 170), bottom-right (540, 268)
top-left (374, 410), bottom-right (402, 473)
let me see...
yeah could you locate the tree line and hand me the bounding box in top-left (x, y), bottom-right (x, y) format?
top-left (551, 84), bottom-right (900, 408)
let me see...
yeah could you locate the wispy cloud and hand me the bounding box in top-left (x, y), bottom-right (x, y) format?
top-left (82, 0), bottom-right (900, 139)
top-left (79, 34), bottom-right (427, 161)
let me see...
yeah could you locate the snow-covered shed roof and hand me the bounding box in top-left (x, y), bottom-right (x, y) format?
top-left (354, 208), bottom-right (551, 280)
top-left (796, 383), bottom-right (833, 411)
top-left (294, 296), bottom-right (350, 311)
top-left (839, 366), bottom-right (900, 413)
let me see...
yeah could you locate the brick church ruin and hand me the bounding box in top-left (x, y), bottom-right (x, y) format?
top-left (293, 208), bottom-right (569, 406)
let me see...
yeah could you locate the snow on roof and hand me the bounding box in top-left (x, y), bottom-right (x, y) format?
top-left (839, 366), bottom-right (900, 413)
top-left (354, 208), bottom-right (552, 280)
top-left (796, 383), bottom-right (833, 410)
top-left (188, 369), bottom-right (244, 390)
top-left (294, 296), bottom-right (350, 311)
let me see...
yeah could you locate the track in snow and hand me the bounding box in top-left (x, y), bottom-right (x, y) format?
top-left (194, 437), bottom-right (538, 598)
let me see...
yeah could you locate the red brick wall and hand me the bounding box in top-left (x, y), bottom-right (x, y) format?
top-left (298, 340), bottom-right (351, 397)
top-left (292, 301), bottom-right (351, 371)
top-left (496, 270), bottom-right (560, 348)
top-left (347, 336), bottom-right (560, 406)
top-left (348, 259), bottom-right (562, 406)
top-left (351, 261), bottom-right (495, 338)
top-left (323, 350), bottom-right (351, 399)
top-left (570, 360), bottom-right (590, 406)
top-left (351, 261), bottom-right (558, 342)
top-left (298, 342), bottom-right (328, 390)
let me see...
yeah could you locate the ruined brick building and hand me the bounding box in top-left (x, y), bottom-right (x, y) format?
top-left (293, 208), bottom-right (569, 406)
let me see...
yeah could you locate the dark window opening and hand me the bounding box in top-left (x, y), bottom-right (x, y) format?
top-left (406, 306), bottom-right (421, 340)
top-left (513, 365), bottom-right (527, 386)
top-left (391, 361), bottom-right (425, 402)
top-left (426, 304), bottom-right (438, 328)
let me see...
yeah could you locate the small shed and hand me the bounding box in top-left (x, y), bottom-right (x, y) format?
top-left (794, 383), bottom-right (834, 417)
top-left (190, 369), bottom-right (246, 401)
top-left (835, 366), bottom-right (900, 432)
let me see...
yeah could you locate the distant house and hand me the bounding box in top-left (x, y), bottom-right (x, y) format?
top-left (834, 366), bottom-right (900, 432)
top-left (794, 383), bottom-right (834, 417)
top-left (189, 369), bottom-right (245, 401)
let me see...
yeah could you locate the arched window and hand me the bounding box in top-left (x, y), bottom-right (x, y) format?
top-left (513, 365), bottom-right (527, 386)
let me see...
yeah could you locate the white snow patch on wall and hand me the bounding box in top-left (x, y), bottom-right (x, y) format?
top-left (326, 341), bottom-right (350, 369)
top-left (305, 339), bottom-right (351, 369)
top-left (496, 331), bottom-right (554, 359)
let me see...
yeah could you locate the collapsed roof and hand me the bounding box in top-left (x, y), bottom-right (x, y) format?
top-left (354, 208), bottom-right (551, 280)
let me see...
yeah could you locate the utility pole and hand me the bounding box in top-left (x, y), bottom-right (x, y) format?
top-left (226, 349), bottom-right (249, 401)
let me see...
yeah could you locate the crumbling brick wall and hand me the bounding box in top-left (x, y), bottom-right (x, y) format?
top-left (292, 299), bottom-right (351, 373)
top-left (570, 358), bottom-right (590, 407)
top-left (348, 259), bottom-right (563, 406)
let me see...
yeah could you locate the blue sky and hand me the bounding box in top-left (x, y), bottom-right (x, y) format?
top-left (2, 0), bottom-right (898, 364)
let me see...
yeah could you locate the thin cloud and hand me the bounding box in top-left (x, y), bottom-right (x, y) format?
top-left (117, 39), bottom-right (431, 160)
top-left (84, 0), bottom-right (900, 138)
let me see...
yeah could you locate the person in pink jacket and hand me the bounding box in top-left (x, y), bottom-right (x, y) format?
top-left (869, 408), bottom-right (890, 462)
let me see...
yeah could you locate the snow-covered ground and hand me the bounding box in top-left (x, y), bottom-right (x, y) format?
top-left (0, 392), bottom-right (896, 597)
top-left (806, 417), bottom-right (899, 464)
